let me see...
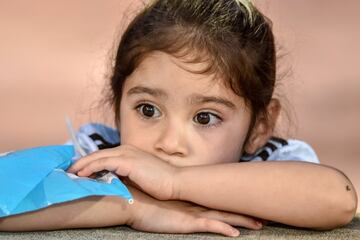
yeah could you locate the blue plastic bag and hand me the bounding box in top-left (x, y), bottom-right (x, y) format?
top-left (0, 145), bottom-right (133, 217)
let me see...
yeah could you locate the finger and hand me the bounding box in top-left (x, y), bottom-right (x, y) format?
top-left (200, 210), bottom-right (263, 230)
top-left (194, 217), bottom-right (240, 237)
top-left (76, 157), bottom-right (132, 178)
top-left (67, 148), bottom-right (120, 173)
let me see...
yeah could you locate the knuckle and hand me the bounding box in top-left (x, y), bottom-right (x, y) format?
top-left (89, 158), bottom-right (107, 170)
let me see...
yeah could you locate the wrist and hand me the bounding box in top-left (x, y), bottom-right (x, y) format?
top-left (125, 186), bottom-right (149, 226)
top-left (173, 166), bottom-right (187, 201)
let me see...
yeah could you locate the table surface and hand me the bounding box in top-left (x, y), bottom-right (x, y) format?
top-left (0, 214), bottom-right (359, 240)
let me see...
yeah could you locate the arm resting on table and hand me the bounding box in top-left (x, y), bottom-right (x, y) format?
top-left (0, 196), bottom-right (130, 232)
top-left (175, 161), bottom-right (358, 230)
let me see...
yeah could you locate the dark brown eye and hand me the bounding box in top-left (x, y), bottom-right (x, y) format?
top-left (137, 104), bottom-right (161, 118)
top-left (196, 112), bottom-right (211, 124)
top-left (194, 112), bottom-right (222, 127)
top-left (142, 104), bottom-right (154, 117)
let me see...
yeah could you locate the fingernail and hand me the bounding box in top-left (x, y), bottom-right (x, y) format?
top-left (230, 228), bottom-right (240, 237)
top-left (255, 221), bottom-right (263, 228)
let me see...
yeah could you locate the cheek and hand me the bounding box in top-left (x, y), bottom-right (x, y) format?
top-left (193, 120), bottom-right (249, 165)
top-left (195, 134), bottom-right (244, 165)
top-left (119, 105), bottom-right (156, 149)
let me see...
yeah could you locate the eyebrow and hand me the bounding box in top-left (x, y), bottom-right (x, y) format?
top-left (127, 86), bottom-right (236, 110)
top-left (127, 86), bottom-right (168, 99)
top-left (189, 94), bottom-right (237, 110)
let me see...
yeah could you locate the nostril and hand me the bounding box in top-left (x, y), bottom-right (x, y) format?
top-left (172, 151), bottom-right (184, 157)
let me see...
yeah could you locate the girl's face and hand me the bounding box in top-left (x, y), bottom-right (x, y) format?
top-left (119, 51), bottom-right (252, 167)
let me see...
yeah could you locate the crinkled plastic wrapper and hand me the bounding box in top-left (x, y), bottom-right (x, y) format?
top-left (0, 145), bottom-right (133, 217)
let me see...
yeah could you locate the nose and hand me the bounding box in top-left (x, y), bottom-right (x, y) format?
top-left (154, 120), bottom-right (188, 157)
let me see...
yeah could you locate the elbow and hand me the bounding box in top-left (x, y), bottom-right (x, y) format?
top-left (317, 196), bottom-right (357, 231)
top-left (336, 169), bottom-right (358, 228)
top-left (333, 195), bottom-right (357, 230)
top-left (315, 169), bottom-right (358, 230)
top-left (337, 183), bottom-right (358, 228)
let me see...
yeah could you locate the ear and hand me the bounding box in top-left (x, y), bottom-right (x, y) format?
top-left (244, 99), bottom-right (281, 154)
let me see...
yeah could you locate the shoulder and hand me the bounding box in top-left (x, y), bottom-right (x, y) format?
top-left (65, 123), bottom-right (120, 150)
top-left (240, 137), bottom-right (320, 164)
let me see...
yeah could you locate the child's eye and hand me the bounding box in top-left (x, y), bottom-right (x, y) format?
top-left (193, 112), bottom-right (222, 127)
top-left (136, 103), bottom-right (162, 118)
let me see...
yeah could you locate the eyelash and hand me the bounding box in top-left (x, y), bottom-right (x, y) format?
top-left (134, 102), bottom-right (162, 120)
top-left (134, 102), bottom-right (223, 128)
top-left (194, 112), bottom-right (223, 129)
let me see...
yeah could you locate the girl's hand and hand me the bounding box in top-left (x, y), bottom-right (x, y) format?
top-left (67, 144), bottom-right (178, 200)
top-left (127, 186), bottom-right (263, 237)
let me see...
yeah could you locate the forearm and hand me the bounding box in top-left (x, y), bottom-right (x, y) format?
top-left (0, 196), bottom-right (131, 231)
top-left (176, 161), bottom-right (358, 229)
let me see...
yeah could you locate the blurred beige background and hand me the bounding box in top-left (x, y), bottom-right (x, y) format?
top-left (0, 1), bottom-right (359, 212)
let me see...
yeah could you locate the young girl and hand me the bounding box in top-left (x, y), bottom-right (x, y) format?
top-left (0, 0), bottom-right (357, 237)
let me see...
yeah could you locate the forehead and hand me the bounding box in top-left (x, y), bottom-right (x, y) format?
top-left (125, 51), bottom-right (244, 105)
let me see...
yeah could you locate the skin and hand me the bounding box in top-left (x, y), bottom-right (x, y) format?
top-left (0, 51), bottom-right (268, 236)
top-left (1, 52), bottom-right (357, 235)
top-left (0, 186), bottom-right (262, 236)
top-left (118, 51), bottom-right (259, 167)
top-left (69, 52), bottom-right (357, 228)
